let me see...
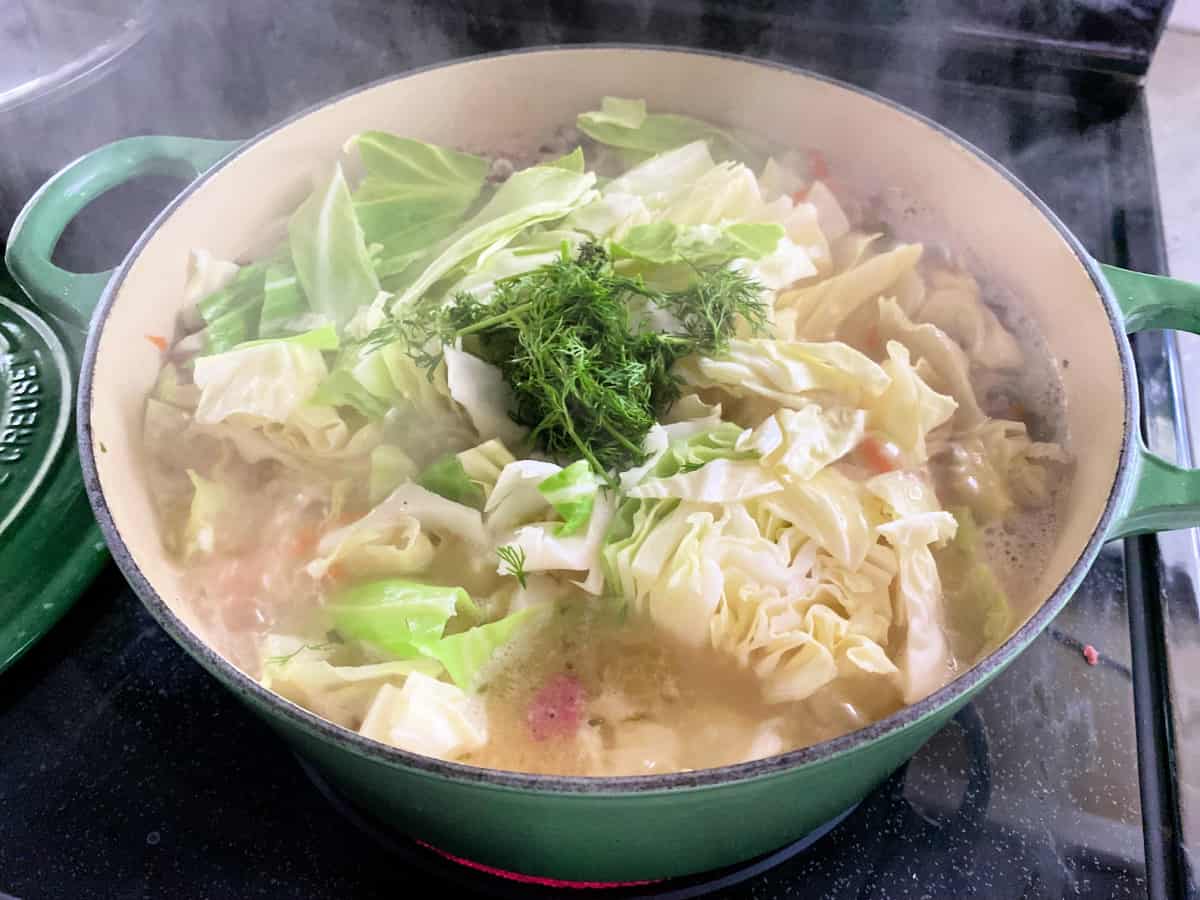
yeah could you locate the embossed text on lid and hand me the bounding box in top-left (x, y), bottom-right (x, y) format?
top-left (0, 295), bottom-right (71, 536)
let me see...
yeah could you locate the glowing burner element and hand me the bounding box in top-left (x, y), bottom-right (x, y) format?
top-left (415, 840), bottom-right (661, 889)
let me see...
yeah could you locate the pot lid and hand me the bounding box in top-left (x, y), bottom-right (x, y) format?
top-left (0, 288), bottom-right (107, 673)
top-left (0, 0), bottom-right (156, 113)
top-left (0, 294), bottom-right (71, 534)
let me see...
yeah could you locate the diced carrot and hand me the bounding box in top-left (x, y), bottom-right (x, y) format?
top-left (145, 334), bottom-right (169, 352)
top-left (808, 149), bottom-right (830, 181)
top-left (326, 563), bottom-right (345, 582)
top-left (859, 436), bottom-right (901, 474)
top-left (289, 527), bottom-right (318, 558)
top-left (791, 186), bottom-right (811, 204)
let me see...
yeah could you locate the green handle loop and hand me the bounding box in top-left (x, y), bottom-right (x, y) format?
top-left (4, 136), bottom-right (241, 330)
top-left (1103, 264), bottom-right (1200, 538)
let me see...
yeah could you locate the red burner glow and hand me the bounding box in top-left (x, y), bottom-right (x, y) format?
top-left (415, 840), bottom-right (663, 889)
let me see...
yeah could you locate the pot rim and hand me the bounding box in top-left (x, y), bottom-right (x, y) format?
top-left (77, 43), bottom-right (1139, 795)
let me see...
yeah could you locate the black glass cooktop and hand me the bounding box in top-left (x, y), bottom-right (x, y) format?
top-left (1, 3), bottom-right (1194, 898)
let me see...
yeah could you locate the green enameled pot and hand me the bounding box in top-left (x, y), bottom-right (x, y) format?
top-left (9, 47), bottom-right (1200, 882)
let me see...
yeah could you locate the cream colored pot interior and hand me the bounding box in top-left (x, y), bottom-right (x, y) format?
top-left (88, 48), bottom-right (1125, 653)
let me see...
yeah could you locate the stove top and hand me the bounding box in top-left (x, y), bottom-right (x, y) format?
top-left (0, 3), bottom-right (1194, 898)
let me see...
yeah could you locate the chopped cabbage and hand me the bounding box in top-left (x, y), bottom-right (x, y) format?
top-left (537, 460), bottom-right (601, 536)
top-left (577, 97), bottom-right (749, 161)
top-left (867, 341), bottom-right (957, 465)
top-left (877, 509), bottom-right (957, 703)
top-left (427, 606), bottom-right (548, 691)
top-left (627, 459), bottom-right (782, 502)
top-left (936, 507), bottom-right (1011, 659)
top-left (916, 268), bottom-right (1023, 370)
top-left (306, 510), bottom-right (433, 580)
top-left (184, 249), bottom-right (241, 308)
top-left (321, 482), bottom-right (487, 557)
top-left (777, 243), bottom-right (923, 341)
top-left (359, 673), bottom-right (488, 759)
top-left (147, 108), bottom-right (1074, 774)
top-left (192, 338), bottom-right (330, 426)
top-left (261, 637), bottom-right (441, 729)
top-left (739, 405), bottom-right (865, 481)
top-left (877, 297), bottom-right (986, 428)
top-left (604, 140), bottom-right (716, 202)
top-left (329, 579), bottom-right (477, 658)
top-left (675, 338), bottom-right (890, 411)
top-left (457, 439), bottom-right (516, 503)
top-left (504, 493), bottom-right (615, 594)
top-left (368, 445), bottom-right (418, 505)
top-left (289, 164), bottom-right (380, 329)
top-left (447, 229), bottom-right (587, 299)
top-left (614, 221), bottom-right (784, 266)
top-left (486, 459), bottom-right (562, 535)
top-left (389, 162), bottom-right (597, 310)
top-left (347, 132), bottom-right (489, 260)
top-left (183, 470), bottom-right (227, 557)
top-left (564, 193), bottom-right (652, 240)
top-left (443, 346), bottom-right (528, 448)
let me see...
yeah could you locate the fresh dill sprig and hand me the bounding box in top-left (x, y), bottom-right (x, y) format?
top-left (496, 545), bottom-right (529, 588)
top-left (369, 242), bottom-right (767, 473)
top-left (264, 640), bottom-right (339, 667)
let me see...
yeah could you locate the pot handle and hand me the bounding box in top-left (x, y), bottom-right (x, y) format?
top-left (4, 136), bottom-right (241, 330)
top-left (1103, 264), bottom-right (1200, 538)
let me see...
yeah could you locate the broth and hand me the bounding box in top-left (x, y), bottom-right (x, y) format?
top-left (142, 108), bottom-right (1072, 776)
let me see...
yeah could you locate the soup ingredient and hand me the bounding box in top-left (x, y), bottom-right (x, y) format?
top-left (349, 132), bottom-right (491, 278)
top-left (417, 453), bottom-right (487, 510)
top-left (527, 673), bottom-right (585, 741)
top-left (380, 242), bottom-right (769, 473)
top-left (360, 671), bottom-right (488, 759)
top-left (329, 579), bottom-right (478, 657)
top-left (576, 96), bottom-right (753, 164)
top-left (289, 164), bottom-right (380, 329)
top-left (935, 507), bottom-right (1010, 659)
top-left (329, 577), bottom-right (542, 691)
top-left (387, 162), bottom-right (598, 308)
top-left (146, 99), bottom-right (1072, 776)
top-left (496, 545), bottom-right (529, 588)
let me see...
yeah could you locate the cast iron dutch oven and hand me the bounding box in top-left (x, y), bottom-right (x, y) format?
top-left (9, 48), bottom-right (1200, 881)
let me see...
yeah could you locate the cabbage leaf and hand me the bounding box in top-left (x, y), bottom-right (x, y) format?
top-left (261, 637), bottom-right (441, 730)
top-left (675, 338), bottom-right (890, 411)
top-left (577, 97), bottom-right (749, 161)
top-left (329, 578), bottom-right (477, 658)
top-left (425, 606), bottom-right (547, 691)
top-left (348, 132), bottom-right (489, 255)
top-left (192, 336), bottom-right (330, 426)
top-left (289, 163), bottom-right (381, 329)
top-left (389, 163), bottom-right (597, 310)
top-left (443, 346), bottom-right (528, 448)
top-left (614, 221), bottom-right (784, 266)
top-left (359, 672), bottom-right (488, 758)
top-left (936, 506), bottom-right (1011, 660)
top-left (416, 453), bottom-right (486, 510)
top-left (738, 405), bottom-right (865, 481)
top-left (538, 460), bottom-right (601, 536)
top-left (777, 243), bottom-right (922, 341)
top-left (867, 341), bottom-right (957, 465)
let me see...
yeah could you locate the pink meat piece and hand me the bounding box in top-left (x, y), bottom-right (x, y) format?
top-left (527, 673), bottom-right (584, 741)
